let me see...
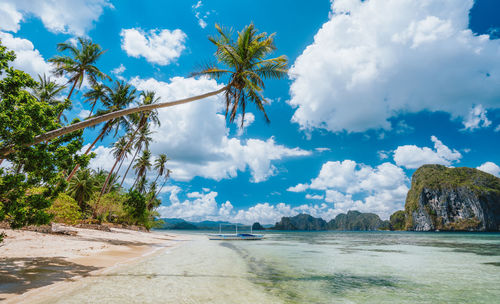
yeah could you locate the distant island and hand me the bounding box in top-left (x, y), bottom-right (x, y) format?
top-left (160, 165), bottom-right (500, 232)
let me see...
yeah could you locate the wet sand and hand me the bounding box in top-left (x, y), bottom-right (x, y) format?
top-left (0, 225), bottom-right (185, 303)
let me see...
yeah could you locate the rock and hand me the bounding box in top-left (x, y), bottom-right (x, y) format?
top-left (405, 164), bottom-right (500, 231)
top-left (389, 210), bottom-right (406, 230)
top-left (252, 222), bottom-right (265, 230)
top-left (328, 211), bottom-right (386, 231)
top-left (274, 214), bottom-right (328, 231)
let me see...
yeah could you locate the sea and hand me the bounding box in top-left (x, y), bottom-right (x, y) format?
top-left (42, 231), bottom-right (500, 303)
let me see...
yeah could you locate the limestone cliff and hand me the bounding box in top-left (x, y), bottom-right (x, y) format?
top-left (405, 165), bottom-right (500, 231)
top-left (273, 214), bottom-right (328, 231)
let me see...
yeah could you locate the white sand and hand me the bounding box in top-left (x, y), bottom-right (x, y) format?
top-left (0, 225), bottom-right (185, 303)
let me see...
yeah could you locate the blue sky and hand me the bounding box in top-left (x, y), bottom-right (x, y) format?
top-left (1, 0), bottom-right (499, 224)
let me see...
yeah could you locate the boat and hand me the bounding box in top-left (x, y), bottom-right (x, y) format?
top-left (208, 224), bottom-right (264, 240)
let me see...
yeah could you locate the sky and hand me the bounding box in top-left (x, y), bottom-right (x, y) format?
top-left (1, 0), bottom-right (499, 224)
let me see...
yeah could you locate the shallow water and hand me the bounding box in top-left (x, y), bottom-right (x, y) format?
top-left (40, 231), bottom-right (500, 303)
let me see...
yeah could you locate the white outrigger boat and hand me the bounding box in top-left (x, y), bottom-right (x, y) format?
top-left (208, 224), bottom-right (264, 240)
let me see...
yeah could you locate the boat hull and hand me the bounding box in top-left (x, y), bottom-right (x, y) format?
top-left (208, 234), bottom-right (264, 240)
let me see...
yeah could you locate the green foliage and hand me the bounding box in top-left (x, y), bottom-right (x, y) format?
top-left (0, 41), bottom-right (85, 228)
top-left (88, 192), bottom-right (127, 223)
top-left (193, 23), bottom-right (288, 125)
top-left (124, 190), bottom-right (147, 220)
top-left (404, 164), bottom-right (500, 229)
top-left (389, 210), bottom-right (406, 231)
top-left (47, 193), bottom-right (82, 225)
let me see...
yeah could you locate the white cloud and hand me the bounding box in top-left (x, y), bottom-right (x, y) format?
top-left (0, 0), bottom-right (112, 36)
top-left (129, 76), bottom-right (310, 183)
top-left (477, 162), bottom-right (500, 177)
top-left (393, 136), bottom-right (462, 169)
top-left (462, 104), bottom-right (492, 131)
top-left (290, 160), bottom-right (409, 219)
top-left (0, 32), bottom-right (65, 83)
top-left (120, 28), bottom-right (187, 65)
top-left (0, 2), bottom-right (22, 32)
top-left (315, 147), bottom-right (331, 153)
top-left (157, 188), bottom-right (340, 224)
top-left (192, 1), bottom-right (208, 29)
top-left (78, 109), bottom-right (91, 119)
top-left (288, 0), bottom-right (500, 133)
top-left (305, 194), bottom-right (324, 200)
top-left (286, 183), bottom-right (309, 193)
top-left (111, 64), bottom-right (126, 75)
top-left (235, 113), bottom-right (255, 136)
top-left (495, 125), bottom-right (500, 132)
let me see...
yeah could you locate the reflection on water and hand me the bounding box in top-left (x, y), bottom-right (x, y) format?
top-left (40, 231), bottom-right (500, 304)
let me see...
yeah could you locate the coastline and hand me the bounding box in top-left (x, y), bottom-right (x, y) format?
top-left (0, 225), bottom-right (187, 303)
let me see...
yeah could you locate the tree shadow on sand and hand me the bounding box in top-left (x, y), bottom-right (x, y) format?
top-left (0, 257), bottom-right (101, 299)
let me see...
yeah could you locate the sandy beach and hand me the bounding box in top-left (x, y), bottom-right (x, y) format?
top-left (0, 225), bottom-right (185, 303)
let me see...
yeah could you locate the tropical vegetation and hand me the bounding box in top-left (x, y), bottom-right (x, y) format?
top-left (0, 23), bottom-right (287, 231)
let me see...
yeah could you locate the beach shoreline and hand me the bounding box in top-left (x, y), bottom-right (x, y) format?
top-left (0, 225), bottom-right (187, 303)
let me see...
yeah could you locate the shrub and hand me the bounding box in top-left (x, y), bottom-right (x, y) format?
top-left (47, 193), bottom-right (82, 225)
top-left (88, 192), bottom-right (127, 223)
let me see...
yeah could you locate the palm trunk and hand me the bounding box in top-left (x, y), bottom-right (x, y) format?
top-left (120, 147), bottom-right (140, 189)
top-left (88, 101), bottom-right (97, 118)
top-left (0, 87), bottom-right (227, 157)
top-left (155, 174), bottom-right (170, 198)
top-left (98, 155), bottom-right (120, 201)
top-left (66, 126), bottom-right (108, 182)
top-left (58, 79), bottom-right (78, 121)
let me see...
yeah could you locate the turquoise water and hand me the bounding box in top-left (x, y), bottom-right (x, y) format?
top-left (42, 231), bottom-right (500, 303)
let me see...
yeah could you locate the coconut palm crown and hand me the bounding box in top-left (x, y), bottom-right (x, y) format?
top-left (49, 37), bottom-right (110, 100)
top-left (192, 23), bottom-right (288, 126)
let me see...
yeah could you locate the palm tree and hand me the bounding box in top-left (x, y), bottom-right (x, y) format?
top-left (66, 81), bottom-right (135, 182)
top-left (1, 24), bottom-right (287, 156)
top-left (49, 37), bottom-right (109, 104)
top-left (152, 154), bottom-right (168, 185)
top-left (83, 82), bottom-right (106, 118)
top-left (33, 74), bottom-right (66, 104)
top-left (113, 136), bottom-right (131, 177)
top-left (119, 120), bottom-right (154, 189)
top-left (96, 81), bottom-right (138, 196)
top-left (67, 169), bottom-right (98, 210)
top-left (156, 168), bottom-right (172, 198)
top-left (132, 149), bottom-right (152, 187)
top-left (135, 175), bottom-right (148, 194)
top-left (115, 90), bottom-right (161, 181)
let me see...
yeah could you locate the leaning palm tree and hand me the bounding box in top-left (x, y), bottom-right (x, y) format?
top-left (0, 24), bottom-right (287, 157)
top-left (66, 81), bottom-right (135, 182)
top-left (119, 121), bottom-right (154, 189)
top-left (152, 154), bottom-right (168, 185)
top-left (67, 168), bottom-right (98, 210)
top-left (96, 81), bottom-right (138, 196)
top-left (83, 82), bottom-right (106, 118)
top-left (132, 149), bottom-right (152, 187)
top-left (49, 37), bottom-right (109, 103)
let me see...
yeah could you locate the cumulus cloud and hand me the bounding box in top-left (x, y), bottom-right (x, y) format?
top-left (305, 194), bottom-right (324, 200)
top-left (393, 136), bottom-right (462, 169)
top-left (120, 28), bottom-right (187, 65)
top-left (0, 0), bottom-right (111, 35)
top-left (0, 32), bottom-right (63, 82)
top-left (129, 76), bottom-right (310, 183)
top-left (477, 162), bottom-right (500, 177)
top-left (157, 188), bottom-right (341, 224)
top-left (462, 104), bottom-right (492, 131)
top-left (0, 2), bottom-right (22, 32)
top-left (286, 183), bottom-right (309, 193)
top-left (288, 0), bottom-right (500, 133)
top-left (289, 160), bottom-right (409, 219)
top-left (235, 113), bottom-right (255, 136)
